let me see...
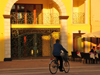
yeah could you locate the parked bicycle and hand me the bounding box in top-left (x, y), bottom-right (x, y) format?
top-left (49, 53), bottom-right (70, 74)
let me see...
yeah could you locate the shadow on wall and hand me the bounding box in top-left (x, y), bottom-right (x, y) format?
top-left (0, 37), bottom-right (6, 61)
top-left (73, 0), bottom-right (85, 7)
top-left (4, 38), bottom-right (12, 61)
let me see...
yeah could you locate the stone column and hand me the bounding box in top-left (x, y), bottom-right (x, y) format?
top-left (59, 16), bottom-right (69, 50)
top-left (3, 15), bottom-right (12, 61)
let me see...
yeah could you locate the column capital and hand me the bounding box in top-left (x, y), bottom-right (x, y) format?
top-left (3, 15), bottom-right (11, 18)
top-left (59, 16), bottom-right (69, 19)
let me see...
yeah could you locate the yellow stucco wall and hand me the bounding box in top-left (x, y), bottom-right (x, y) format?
top-left (0, 0), bottom-right (91, 61)
top-left (61, 0), bottom-right (91, 54)
top-left (0, 0), bottom-right (8, 61)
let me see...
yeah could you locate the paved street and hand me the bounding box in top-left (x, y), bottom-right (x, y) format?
top-left (0, 59), bottom-right (100, 75)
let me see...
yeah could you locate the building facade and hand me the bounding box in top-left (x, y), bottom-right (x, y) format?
top-left (0, 0), bottom-right (91, 61)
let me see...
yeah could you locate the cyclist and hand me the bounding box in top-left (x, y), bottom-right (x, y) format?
top-left (53, 39), bottom-right (68, 72)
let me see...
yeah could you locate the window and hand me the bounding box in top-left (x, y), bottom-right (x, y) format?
top-left (11, 4), bottom-right (43, 24)
top-left (72, 0), bottom-right (86, 24)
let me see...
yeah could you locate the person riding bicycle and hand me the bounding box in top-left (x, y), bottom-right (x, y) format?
top-left (53, 39), bottom-right (68, 72)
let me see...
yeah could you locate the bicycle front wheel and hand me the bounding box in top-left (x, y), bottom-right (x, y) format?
top-left (49, 60), bottom-right (58, 74)
top-left (63, 61), bottom-right (70, 73)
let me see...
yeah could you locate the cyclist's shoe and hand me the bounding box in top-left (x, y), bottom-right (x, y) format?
top-left (60, 69), bottom-right (64, 72)
top-left (59, 67), bottom-right (64, 72)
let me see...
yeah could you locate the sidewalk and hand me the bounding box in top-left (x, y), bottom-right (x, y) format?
top-left (0, 59), bottom-right (51, 69)
top-left (0, 59), bottom-right (99, 69)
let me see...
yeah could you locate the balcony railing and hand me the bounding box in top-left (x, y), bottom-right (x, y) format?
top-left (11, 12), bottom-right (60, 24)
top-left (73, 12), bottom-right (85, 24)
top-left (43, 13), bottom-right (60, 24)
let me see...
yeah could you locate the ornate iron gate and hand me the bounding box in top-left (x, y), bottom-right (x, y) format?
top-left (11, 28), bottom-right (60, 60)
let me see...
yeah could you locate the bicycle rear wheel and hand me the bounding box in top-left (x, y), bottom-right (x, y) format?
top-left (63, 61), bottom-right (70, 73)
top-left (49, 60), bottom-right (58, 74)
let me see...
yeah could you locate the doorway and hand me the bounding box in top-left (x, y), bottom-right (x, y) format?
top-left (11, 28), bottom-right (60, 60)
top-left (73, 33), bottom-right (84, 52)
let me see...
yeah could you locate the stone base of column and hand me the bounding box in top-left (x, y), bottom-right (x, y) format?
top-left (4, 58), bottom-right (12, 61)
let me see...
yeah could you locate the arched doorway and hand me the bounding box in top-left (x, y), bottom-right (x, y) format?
top-left (4, 0), bottom-right (68, 60)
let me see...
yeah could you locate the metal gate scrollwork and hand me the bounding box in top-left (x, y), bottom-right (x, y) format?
top-left (11, 28), bottom-right (60, 60)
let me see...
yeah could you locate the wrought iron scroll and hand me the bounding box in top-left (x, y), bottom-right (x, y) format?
top-left (73, 12), bottom-right (85, 24)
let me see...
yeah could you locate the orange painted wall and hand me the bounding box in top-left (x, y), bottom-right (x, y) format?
top-left (91, 0), bottom-right (100, 32)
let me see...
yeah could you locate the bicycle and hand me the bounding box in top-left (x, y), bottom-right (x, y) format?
top-left (49, 53), bottom-right (70, 74)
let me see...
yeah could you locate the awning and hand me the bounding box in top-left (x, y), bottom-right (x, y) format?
top-left (82, 31), bottom-right (100, 38)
